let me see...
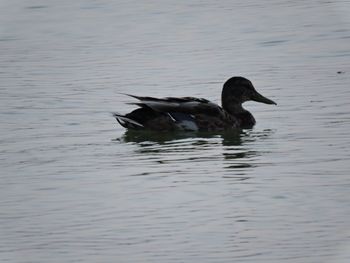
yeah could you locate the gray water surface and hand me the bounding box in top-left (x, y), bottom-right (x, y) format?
top-left (1, 1), bottom-right (350, 262)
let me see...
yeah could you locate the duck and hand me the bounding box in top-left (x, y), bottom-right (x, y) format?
top-left (113, 76), bottom-right (276, 132)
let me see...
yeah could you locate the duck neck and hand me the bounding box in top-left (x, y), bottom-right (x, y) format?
top-left (222, 97), bottom-right (245, 114)
top-left (222, 99), bottom-right (256, 128)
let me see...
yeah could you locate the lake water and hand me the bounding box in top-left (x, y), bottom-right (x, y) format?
top-left (1, 0), bottom-right (350, 262)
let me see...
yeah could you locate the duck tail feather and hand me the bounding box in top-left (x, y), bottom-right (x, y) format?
top-left (112, 112), bottom-right (144, 129)
top-left (119, 93), bottom-right (156, 101)
top-left (126, 102), bottom-right (149, 108)
top-left (119, 93), bottom-right (142, 100)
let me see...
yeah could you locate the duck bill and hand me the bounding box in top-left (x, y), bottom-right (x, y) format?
top-left (251, 92), bottom-right (277, 105)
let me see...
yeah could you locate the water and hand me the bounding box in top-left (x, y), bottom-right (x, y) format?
top-left (1, 0), bottom-right (350, 262)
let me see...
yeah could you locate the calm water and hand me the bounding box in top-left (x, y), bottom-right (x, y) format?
top-left (1, 0), bottom-right (350, 262)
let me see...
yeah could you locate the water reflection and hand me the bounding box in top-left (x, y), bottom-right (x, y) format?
top-left (119, 129), bottom-right (254, 144)
top-left (120, 130), bottom-right (205, 144)
top-left (115, 129), bottom-right (275, 180)
top-left (118, 128), bottom-right (274, 148)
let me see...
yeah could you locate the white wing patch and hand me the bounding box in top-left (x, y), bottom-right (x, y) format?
top-left (168, 112), bottom-right (199, 131)
top-left (177, 120), bottom-right (199, 131)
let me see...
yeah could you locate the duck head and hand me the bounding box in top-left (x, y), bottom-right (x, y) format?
top-left (221, 76), bottom-right (276, 112)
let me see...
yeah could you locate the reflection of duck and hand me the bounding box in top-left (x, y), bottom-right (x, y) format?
top-left (117, 128), bottom-right (275, 181)
top-left (113, 76), bottom-right (276, 132)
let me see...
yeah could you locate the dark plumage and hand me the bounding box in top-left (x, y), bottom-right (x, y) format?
top-left (113, 76), bottom-right (276, 132)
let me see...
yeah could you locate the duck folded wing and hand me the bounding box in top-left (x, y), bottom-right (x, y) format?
top-left (125, 94), bottom-right (223, 116)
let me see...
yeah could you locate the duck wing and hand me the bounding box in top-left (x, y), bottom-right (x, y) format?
top-left (125, 94), bottom-right (223, 116)
top-left (115, 94), bottom-right (239, 131)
